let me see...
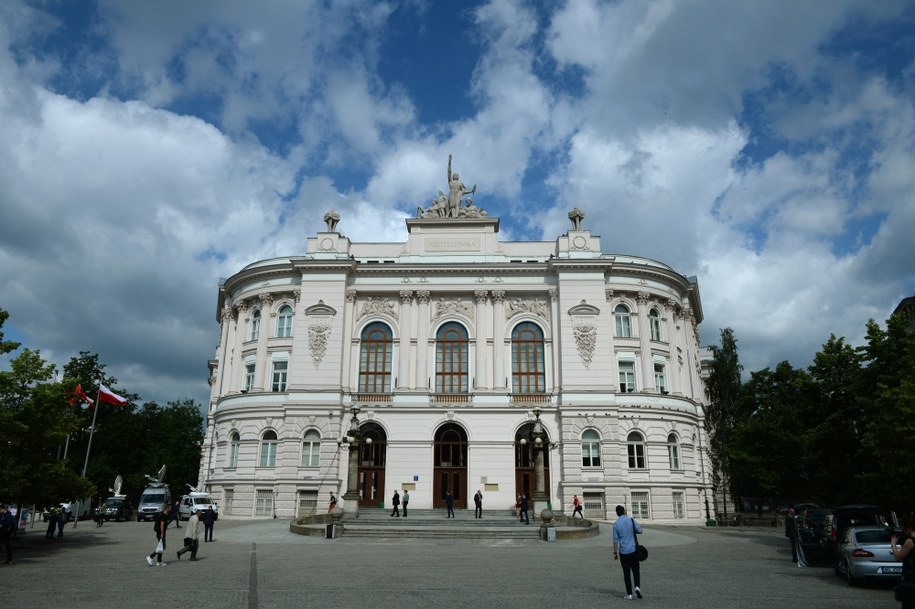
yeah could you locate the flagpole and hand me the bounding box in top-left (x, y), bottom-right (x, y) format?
top-left (80, 378), bottom-right (102, 478)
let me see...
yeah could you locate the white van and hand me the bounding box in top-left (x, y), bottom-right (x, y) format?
top-left (136, 485), bottom-right (171, 522)
top-left (178, 492), bottom-right (218, 521)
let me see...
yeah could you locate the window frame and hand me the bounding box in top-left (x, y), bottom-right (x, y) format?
top-left (301, 429), bottom-right (321, 468)
top-left (228, 432), bottom-right (240, 468)
top-left (249, 309), bottom-right (261, 341)
top-left (667, 433), bottom-right (681, 470)
top-left (272, 360), bottom-right (288, 392)
top-left (654, 361), bottom-right (667, 393)
top-left (581, 429), bottom-right (602, 467)
top-left (358, 322), bottom-right (393, 394)
top-left (649, 307), bottom-right (662, 341)
top-left (614, 304), bottom-right (632, 338)
top-left (259, 430), bottom-right (278, 467)
top-left (627, 431), bottom-right (646, 469)
top-left (243, 362), bottom-right (255, 392)
top-left (435, 322), bottom-right (469, 394)
top-left (631, 491), bottom-right (650, 519)
top-left (619, 360), bottom-right (636, 393)
top-left (511, 322), bottom-right (546, 394)
top-left (276, 304), bottom-right (294, 338)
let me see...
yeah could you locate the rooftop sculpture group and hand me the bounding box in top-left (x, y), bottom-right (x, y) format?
top-left (416, 155), bottom-right (488, 219)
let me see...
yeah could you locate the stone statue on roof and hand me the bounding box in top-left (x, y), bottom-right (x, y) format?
top-left (415, 155), bottom-right (487, 219)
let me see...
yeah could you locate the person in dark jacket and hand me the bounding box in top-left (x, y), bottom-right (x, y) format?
top-left (784, 507), bottom-right (798, 563)
top-left (519, 494), bottom-right (530, 524)
top-left (202, 506), bottom-right (216, 542)
top-left (890, 514), bottom-right (915, 609)
top-left (474, 490), bottom-right (483, 518)
top-left (445, 491), bottom-right (455, 518)
top-left (390, 490), bottom-right (401, 517)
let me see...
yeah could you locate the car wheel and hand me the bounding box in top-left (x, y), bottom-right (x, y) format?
top-left (845, 560), bottom-right (857, 586)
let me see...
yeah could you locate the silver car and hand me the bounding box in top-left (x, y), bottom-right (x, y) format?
top-left (835, 526), bottom-right (902, 585)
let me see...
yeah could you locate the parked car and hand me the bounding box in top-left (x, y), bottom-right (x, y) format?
top-left (835, 526), bottom-right (902, 585)
top-left (99, 497), bottom-right (134, 521)
top-left (178, 492), bottom-right (218, 521)
top-left (796, 508), bottom-right (835, 566)
top-left (830, 505), bottom-right (883, 545)
top-left (59, 498), bottom-right (91, 520)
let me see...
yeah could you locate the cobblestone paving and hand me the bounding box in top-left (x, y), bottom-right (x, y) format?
top-left (1, 517), bottom-right (899, 609)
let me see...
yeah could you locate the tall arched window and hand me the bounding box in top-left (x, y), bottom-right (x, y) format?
top-left (228, 431), bottom-right (240, 468)
top-left (667, 433), bottom-right (681, 470)
top-left (301, 430), bottom-right (321, 468)
top-left (627, 431), bottom-right (646, 469)
top-left (581, 429), bottom-right (601, 467)
top-left (259, 430), bottom-right (278, 467)
top-left (649, 308), bottom-right (662, 341)
top-left (512, 322), bottom-right (545, 394)
top-left (359, 322), bottom-right (393, 394)
top-left (249, 309), bottom-right (261, 341)
top-left (436, 323), bottom-right (468, 394)
top-left (614, 304), bottom-right (632, 338)
top-left (276, 304), bottom-right (294, 337)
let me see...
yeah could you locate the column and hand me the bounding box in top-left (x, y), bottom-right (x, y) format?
top-left (665, 299), bottom-right (682, 395)
top-left (474, 290), bottom-right (488, 390)
top-left (343, 290), bottom-right (356, 392)
top-left (228, 302), bottom-right (246, 393)
top-left (549, 289), bottom-right (560, 392)
top-left (397, 291), bottom-right (413, 390)
top-left (256, 293), bottom-right (273, 390)
top-left (415, 291), bottom-right (431, 390)
top-left (604, 289), bottom-right (618, 392)
top-left (492, 290), bottom-right (506, 390)
top-left (636, 292), bottom-right (654, 392)
top-left (216, 306), bottom-right (234, 396)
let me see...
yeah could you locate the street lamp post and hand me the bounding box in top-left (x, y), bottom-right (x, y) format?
top-left (529, 406), bottom-right (550, 514)
top-left (337, 406), bottom-right (371, 519)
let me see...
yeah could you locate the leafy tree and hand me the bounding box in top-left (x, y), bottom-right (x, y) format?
top-left (704, 327), bottom-right (743, 517)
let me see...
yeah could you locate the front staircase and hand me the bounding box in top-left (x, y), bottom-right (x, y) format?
top-left (338, 508), bottom-right (541, 539)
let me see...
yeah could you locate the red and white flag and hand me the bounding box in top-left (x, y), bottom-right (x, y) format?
top-left (68, 384), bottom-right (93, 407)
top-left (97, 382), bottom-right (128, 406)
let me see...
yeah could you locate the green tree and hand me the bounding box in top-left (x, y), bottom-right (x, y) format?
top-left (704, 327), bottom-right (743, 517)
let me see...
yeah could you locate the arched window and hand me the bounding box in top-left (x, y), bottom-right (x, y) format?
top-left (581, 429), bottom-right (601, 467)
top-left (436, 323), bottom-right (468, 394)
top-left (276, 304), bottom-right (294, 337)
top-left (259, 430), bottom-right (278, 467)
top-left (614, 304), bottom-right (632, 338)
top-left (512, 322), bottom-right (545, 394)
top-left (359, 322), bottom-right (393, 394)
top-left (667, 433), bottom-right (681, 470)
top-left (228, 432), bottom-right (240, 468)
top-left (627, 431), bottom-right (646, 469)
top-left (649, 308), bottom-right (662, 341)
top-left (249, 309), bottom-right (261, 341)
top-left (301, 430), bottom-right (321, 468)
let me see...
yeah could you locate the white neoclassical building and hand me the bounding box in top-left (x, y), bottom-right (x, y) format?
top-left (199, 191), bottom-right (714, 523)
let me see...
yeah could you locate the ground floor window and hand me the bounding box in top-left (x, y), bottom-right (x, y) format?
top-left (224, 489), bottom-right (234, 516)
top-left (672, 491), bottom-right (685, 519)
top-left (298, 490), bottom-right (318, 516)
top-left (631, 491), bottom-right (650, 519)
top-left (255, 489), bottom-right (273, 517)
top-left (583, 492), bottom-right (604, 517)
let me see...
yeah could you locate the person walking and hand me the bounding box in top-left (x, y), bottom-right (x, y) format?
top-left (390, 490), bottom-right (401, 517)
top-left (176, 509), bottom-right (202, 561)
top-left (612, 505), bottom-right (643, 600)
top-left (445, 491), bottom-right (455, 518)
top-left (890, 514), bottom-right (915, 609)
top-left (202, 506), bottom-right (216, 542)
top-left (572, 495), bottom-right (584, 518)
top-left (402, 490), bottom-right (410, 518)
top-left (784, 506), bottom-right (798, 563)
top-left (474, 490), bottom-right (483, 518)
top-left (327, 493), bottom-right (337, 514)
top-left (519, 494), bottom-right (530, 525)
top-left (56, 507), bottom-right (67, 538)
top-left (146, 503), bottom-right (172, 566)
top-left (46, 506), bottom-right (59, 539)
top-left (0, 504), bottom-right (14, 564)
top-left (170, 499), bottom-right (181, 528)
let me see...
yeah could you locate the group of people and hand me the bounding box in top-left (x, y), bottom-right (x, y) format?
top-left (389, 489), bottom-right (409, 517)
top-left (145, 503), bottom-right (216, 566)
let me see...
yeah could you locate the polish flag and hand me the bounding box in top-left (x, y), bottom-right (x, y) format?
top-left (68, 384), bottom-right (93, 407)
top-left (97, 383), bottom-right (128, 406)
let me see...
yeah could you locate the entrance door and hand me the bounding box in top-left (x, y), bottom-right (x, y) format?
top-left (432, 423), bottom-right (468, 509)
top-left (514, 423), bottom-right (551, 502)
top-left (357, 423), bottom-right (387, 508)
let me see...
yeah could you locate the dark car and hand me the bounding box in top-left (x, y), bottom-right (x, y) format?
top-left (100, 497), bottom-right (134, 522)
top-left (830, 505), bottom-right (883, 545)
top-left (796, 508), bottom-right (834, 566)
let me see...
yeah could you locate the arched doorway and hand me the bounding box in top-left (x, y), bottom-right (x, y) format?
top-left (514, 423), bottom-right (551, 502)
top-left (357, 422), bottom-right (387, 508)
top-left (433, 423), bottom-right (468, 509)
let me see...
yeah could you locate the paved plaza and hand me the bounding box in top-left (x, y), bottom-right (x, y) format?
top-left (0, 515), bottom-right (900, 608)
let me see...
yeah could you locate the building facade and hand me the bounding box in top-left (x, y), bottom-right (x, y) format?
top-left (199, 192), bottom-right (713, 523)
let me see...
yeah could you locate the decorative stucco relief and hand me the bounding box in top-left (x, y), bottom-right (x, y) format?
top-left (308, 318), bottom-right (332, 366)
top-left (506, 297), bottom-right (549, 320)
top-left (357, 297), bottom-right (398, 320)
top-left (432, 298), bottom-right (474, 321)
top-left (572, 317), bottom-right (596, 368)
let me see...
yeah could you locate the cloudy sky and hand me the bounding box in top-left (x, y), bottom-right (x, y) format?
top-left (1, 0), bottom-right (913, 408)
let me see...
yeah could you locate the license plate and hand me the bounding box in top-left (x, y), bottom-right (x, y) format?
top-left (880, 567), bottom-right (902, 574)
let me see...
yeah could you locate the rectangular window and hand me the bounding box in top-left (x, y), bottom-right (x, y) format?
top-left (650, 317), bottom-right (662, 341)
top-left (672, 492), bottom-right (685, 519)
top-left (668, 443), bottom-right (681, 470)
top-left (583, 492), bottom-right (604, 516)
top-left (619, 361), bottom-right (636, 393)
top-left (654, 362), bottom-right (666, 393)
top-left (259, 439), bottom-right (277, 467)
top-left (224, 489), bottom-right (234, 516)
top-left (228, 440), bottom-right (239, 468)
top-left (244, 363), bottom-right (255, 392)
top-left (272, 361), bottom-right (288, 392)
top-left (628, 442), bottom-right (646, 469)
top-left (301, 440), bottom-right (319, 468)
top-left (631, 492), bottom-right (650, 519)
top-left (297, 490), bottom-right (318, 517)
top-left (581, 441), bottom-right (601, 467)
top-left (255, 490), bottom-right (273, 517)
